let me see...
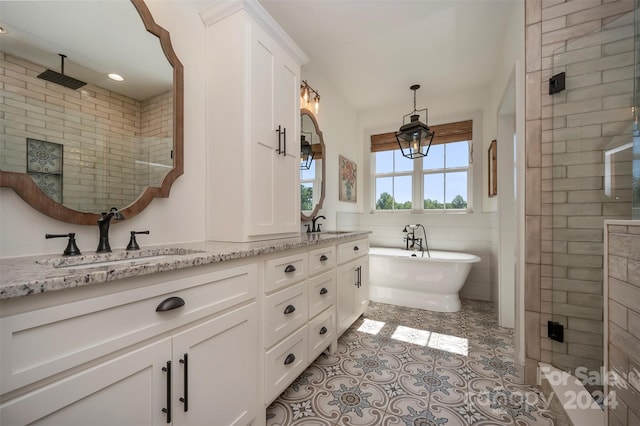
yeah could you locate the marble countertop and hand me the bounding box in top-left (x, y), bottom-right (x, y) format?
top-left (0, 231), bottom-right (371, 300)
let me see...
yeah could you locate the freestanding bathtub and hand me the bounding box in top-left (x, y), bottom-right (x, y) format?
top-left (369, 247), bottom-right (481, 312)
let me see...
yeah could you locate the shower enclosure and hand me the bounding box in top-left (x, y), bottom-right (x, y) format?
top-left (549, 6), bottom-right (637, 396)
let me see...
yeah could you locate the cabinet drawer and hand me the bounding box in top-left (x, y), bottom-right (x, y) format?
top-left (308, 270), bottom-right (336, 319)
top-left (308, 307), bottom-right (335, 362)
top-left (0, 263), bottom-right (258, 395)
top-left (337, 238), bottom-right (369, 264)
top-left (264, 252), bottom-right (308, 293)
top-left (308, 245), bottom-right (335, 276)
top-left (264, 325), bottom-right (308, 404)
top-left (264, 282), bottom-right (308, 349)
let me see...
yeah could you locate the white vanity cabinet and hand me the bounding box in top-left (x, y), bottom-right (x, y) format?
top-left (201, 1), bottom-right (308, 242)
top-left (337, 239), bottom-right (370, 335)
top-left (0, 262), bottom-right (259, 426)
top-left (262, 244), bottom-right (338, 406)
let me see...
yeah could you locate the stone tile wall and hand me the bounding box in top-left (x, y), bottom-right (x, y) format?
top-left (606, 222), bottom-right (640, 426)
top-left (524, 0), bottom-right (635, 384)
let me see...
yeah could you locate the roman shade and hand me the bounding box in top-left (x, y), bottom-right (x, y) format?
top-left (370, 120), bottom-right (473, 153)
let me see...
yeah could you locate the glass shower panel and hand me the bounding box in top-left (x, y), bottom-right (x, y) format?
top-left (550, 11), bottom-right (634, 391)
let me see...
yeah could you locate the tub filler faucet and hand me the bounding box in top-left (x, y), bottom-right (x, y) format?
top-left (97, 207), bottom-right (124, 253)
top-left (403, 224), bottom-right (430, 258)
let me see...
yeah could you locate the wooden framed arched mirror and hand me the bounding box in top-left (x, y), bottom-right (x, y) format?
top-left (300, 109), bottom-right (325, 220)
top-left (0, 0), bottom-right (184, 225)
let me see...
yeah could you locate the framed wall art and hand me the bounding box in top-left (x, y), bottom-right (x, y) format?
top-left (488, 139), bottom-right (497, 197)
top-left (339, 155), bottom-right (357, 202)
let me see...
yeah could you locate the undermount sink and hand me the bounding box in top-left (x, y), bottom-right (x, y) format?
top-left (61, 255), bottom-right (176, 270)
top-left (37, 248), bottom-right (205, 269)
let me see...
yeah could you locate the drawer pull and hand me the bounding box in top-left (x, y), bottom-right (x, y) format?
top-left (354, 246), bottom-right (359, 251)
top-left (284, 264), bottom-right (296, 273)
top-left (319, 326), bottom-right (328, 335)
top-left (320, 255), bottom-right (328, 261)
top-left (156, 296), bottom-right (185, 312)
top-left (284, 304), bottom-right (296, 315)
top-left (284, 353), bottom-right (296, 365)
top-left (320, 287), bottom-right (328, 295)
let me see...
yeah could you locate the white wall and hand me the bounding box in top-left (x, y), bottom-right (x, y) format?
top-left (0, 0), bottom-right (208, 258)
top-left (299, 66), bottom-right (359, 231)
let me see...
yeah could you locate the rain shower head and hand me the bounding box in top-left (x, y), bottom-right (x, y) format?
top-left (37, 54), bottom-right (86, 90)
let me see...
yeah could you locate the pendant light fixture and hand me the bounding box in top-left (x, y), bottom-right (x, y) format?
top-left (300, 80), bottom-right (320, 115)
top-left (395, 84), bottom-right (434, 159)
top-left (300, 132), bottom-right (314, 170)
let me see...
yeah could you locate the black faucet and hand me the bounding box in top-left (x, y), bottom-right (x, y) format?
top-left (311, 215), bottom-right (326, 233)
top-left (96, 207), bottom-right (124, 253)
top-left (403, 225), bottom-right (422, 251)
top-left (403, 224), bottom-right (430, 257)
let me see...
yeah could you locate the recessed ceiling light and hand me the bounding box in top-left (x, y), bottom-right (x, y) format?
top-left (108, 73), bottom-right (124, 81)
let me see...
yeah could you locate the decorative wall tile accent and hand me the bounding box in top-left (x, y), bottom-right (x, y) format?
top-left (26, 138), bottom-right (63, 203)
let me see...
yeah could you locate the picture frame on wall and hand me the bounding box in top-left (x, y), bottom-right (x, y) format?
top-left (339, 155), bottom-right (357, 202)
top-left (488, 139), bottom-right (497, 197)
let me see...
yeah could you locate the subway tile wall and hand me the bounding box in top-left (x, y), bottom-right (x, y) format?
top-left (525, 0), bottom-right (635, 384)
top-left (0, 52), bottom-right (172, 212)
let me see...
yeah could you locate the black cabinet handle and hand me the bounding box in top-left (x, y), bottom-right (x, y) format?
top-left (284, 264), bottom-right (296, 273)
top-left (319, 326), bottom-right (328, 335)
top-left (179, 353), bottom-right (188, 412)
top-left (283, 126), bottom-right (287, 156)
top-left (276, 125), bottom-right (282, 154)
top-left (355, 266), bottom-right (362, 288)
top-left (284, 353), bottom-right (296, 365)
top-left (156, 296), bottom-right (185, 312)
top-left (284, 304), bottom-right (296, 315)
top-left (162, 361), bottom-right (172, 423)
top-left (354, 246), bottom-right (359, 251)
top-left (319, 255), bottom-right (328, 261)
top-left (320, 287), bottom-right (328, 295)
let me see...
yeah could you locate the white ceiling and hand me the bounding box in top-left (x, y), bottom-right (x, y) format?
top-left (259, 0), bottom-right (518, 112)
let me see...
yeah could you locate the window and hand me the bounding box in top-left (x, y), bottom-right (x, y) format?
top-left (423, 141), bottom-right (469, 210)
top-left (300, 161), bottom-right (317, 212)
top-left (373, 150), bottom-right (413, 210)
top-left (371, 120), bottom-right (472, 212)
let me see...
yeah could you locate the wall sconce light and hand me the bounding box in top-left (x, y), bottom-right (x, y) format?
top-left (300, 132), bottom-right (314, 170)
top-left (396, 84), bottom-right (434, 159)
top-left (300, 80), bottom-right (320, 115)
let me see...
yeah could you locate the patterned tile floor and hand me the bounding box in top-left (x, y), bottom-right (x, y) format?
top-left (267, 300), bottom-right (554, 425)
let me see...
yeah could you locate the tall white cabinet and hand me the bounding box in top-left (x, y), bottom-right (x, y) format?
top-left (202, 1), bottom-right (308, 242)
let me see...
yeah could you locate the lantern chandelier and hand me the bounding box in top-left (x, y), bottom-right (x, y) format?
top-left (300, 132), bottom-right (314, 170)
top-left (395, 84), bottom-right (435, 159)
top-left (300, 80), bottom-right (320, 114)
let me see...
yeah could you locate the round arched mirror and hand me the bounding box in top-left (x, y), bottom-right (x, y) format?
top-left (300, 109), bottom-right (325, 220)
top-left (0, 0), bottom-right (183, 225)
